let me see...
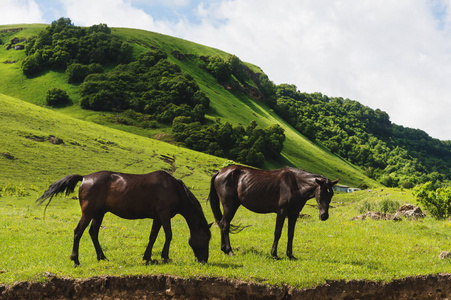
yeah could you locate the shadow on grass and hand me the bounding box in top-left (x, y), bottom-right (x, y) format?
top-left (207, 262), bottom-right (244, 269)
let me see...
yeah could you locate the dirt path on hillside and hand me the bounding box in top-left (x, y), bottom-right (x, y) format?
top-left (1, 273), bottom-right (451, 299)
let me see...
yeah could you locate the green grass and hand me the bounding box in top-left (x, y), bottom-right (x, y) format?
top-left (1, 189), bottom-right (450, 288)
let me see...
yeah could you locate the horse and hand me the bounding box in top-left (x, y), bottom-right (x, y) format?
top-left (36, 170), bottom-right (211, 266)
top-left (208, 165), bottom-right (339, 260)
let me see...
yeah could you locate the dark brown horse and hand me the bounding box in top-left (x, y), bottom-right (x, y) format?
top-left (36, 170), bottom-right (211, 266)
top-left (208, 165), bottom-right (339, 260)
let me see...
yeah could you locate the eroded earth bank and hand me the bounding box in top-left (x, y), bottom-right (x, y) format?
top-left (1, 273), bottom-right (451, 299)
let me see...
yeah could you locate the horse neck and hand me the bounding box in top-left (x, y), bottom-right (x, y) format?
top-left (297, 175), bottom-right (319, 200)
top-left (180, 202), bottom-right (207, 233)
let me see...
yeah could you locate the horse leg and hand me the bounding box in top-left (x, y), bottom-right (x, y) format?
top-left (160, 217), bottom-right (173, 263)
top-left (271, 212), bottom-right (286, 260)
top-left (143, 218), bottom-right (161, 264)
top-left (70, 214), bottom-right (91, 266)
top-left (89, 213), bottom-right (107, 261)
top-left (286, 214), bottom-right (298, 260)
top-left (220, 203), bottom-right (239, 256)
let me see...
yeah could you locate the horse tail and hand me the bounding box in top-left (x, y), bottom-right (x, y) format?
top-left (208, 172), bottom-right (223, 223)
top-left (36, 174), bottom-right (84, 208)
top-left (208, 171), bottom-right (249, 234)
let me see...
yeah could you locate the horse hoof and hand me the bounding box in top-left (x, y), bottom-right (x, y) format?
top-left (145, 259), bottom-right (158, 265)
top-left (163, 258), bottom-right (172, 264)
top-left (272, 255), bottom-right (281, 260)
top-left (227, 251), bottom-right (235, 257)
top-left (289, 256), bottom-right (298, 261)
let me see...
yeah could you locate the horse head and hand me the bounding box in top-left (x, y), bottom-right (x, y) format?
top-left (189, 223), bottom-right (212, 263)
top-left (315, 177), bottom-right (340, 221)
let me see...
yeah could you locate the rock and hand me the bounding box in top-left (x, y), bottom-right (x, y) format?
top-left (395, 204), bottom-right (426, 219)
top-left (439, 251), bottom-right (451, 259)
top-left (351, 211), bottom-right (401, 221)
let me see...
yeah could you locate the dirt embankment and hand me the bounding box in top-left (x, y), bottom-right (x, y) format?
top-left (1, 273), bottom-right (451, 299)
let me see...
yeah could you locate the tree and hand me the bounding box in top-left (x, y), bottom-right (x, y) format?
top-left (46, 88), bottom-right (71, 106)
top-left (206, 56), bottom-right (231, 82)
top-left (414, 182), bottom-right (451, 220)
top-left (66, 63), bottom-right (89, 83)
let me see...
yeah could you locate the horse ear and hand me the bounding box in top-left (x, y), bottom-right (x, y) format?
top-left (332, 178), bottom-right (340, 186)
top-left (315, 178), bottom-right (325, 186)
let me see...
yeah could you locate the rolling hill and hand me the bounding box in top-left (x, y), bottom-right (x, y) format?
top-left (0, 23), bottom-right (379, 188)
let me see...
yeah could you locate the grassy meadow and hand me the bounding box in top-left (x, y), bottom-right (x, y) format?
top-left (2, 185), bottom-right (451, 289)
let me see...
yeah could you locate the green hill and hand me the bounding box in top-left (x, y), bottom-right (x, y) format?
top-left (0, 22), bottom-right (378, 188)
top-left (0, 93), bottom-right (224, 194)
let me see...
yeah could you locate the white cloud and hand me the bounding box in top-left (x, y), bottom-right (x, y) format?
top-left (0, 0), bottom-right (44, 24)
top-left (60, 0), bottom-right (162, 31)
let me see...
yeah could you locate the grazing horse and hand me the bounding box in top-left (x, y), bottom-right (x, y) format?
top-left (36, 171), bottom-right (211, 266)
top-left (208, 165), bottom-right (339, 260)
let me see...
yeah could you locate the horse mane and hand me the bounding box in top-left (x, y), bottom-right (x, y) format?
top-left (288, 167), bottom-right (327, 182)
top-left (177, 179), bottom-right (210, 229)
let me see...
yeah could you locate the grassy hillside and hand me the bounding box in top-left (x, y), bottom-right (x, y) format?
top-left (0, 93), bottom-right (225, 194)
top-left (0, 23), bottom-right (379, 188)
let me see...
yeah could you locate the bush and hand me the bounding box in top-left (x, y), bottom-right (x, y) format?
top-left (378, 198), bottom-right (400, 214)
top-left (0, 183), bottom-right (30, 197)
top-left (357, 199), bottom-right (400, 214)
top-left (46, 88), bottom-right (71, 106)
top-left (414, 182), bottom-right (451, 220)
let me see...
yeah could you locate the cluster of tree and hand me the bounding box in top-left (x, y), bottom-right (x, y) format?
top-left (414, 182), bottom-right (451, 220)
top-left (66, 63), bottom-right (103, 83)
top-left (21, 17), bottom-right (132, 76)
top-left (172, 118), bottom-right (285, 166)
top-left (199, 55), bottom-right (277, 107)
top-left (79, 51), bottom-right (210, 123)
top-left (272, 84), bottom-right (451, 187)
top-left (45, 87), bottom-right (71, 106)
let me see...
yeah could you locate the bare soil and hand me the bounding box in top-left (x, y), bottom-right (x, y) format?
top-left (1, 273), bottom-right (451, 299)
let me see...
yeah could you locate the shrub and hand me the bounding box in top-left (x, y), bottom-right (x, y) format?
top-left (0, 183), bottom-right (30, 197)
top-left (46, 88), bottom-right (71, 106)
top-left (414, 181), bottom-right (451, 220)
top-left (357, 199), bottom-right (400, 214)
top-left (378, 198), bottom-right (400, 214)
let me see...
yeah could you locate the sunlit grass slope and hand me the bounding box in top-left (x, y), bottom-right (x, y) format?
top-left (0, 93), bottom-right (226, 195)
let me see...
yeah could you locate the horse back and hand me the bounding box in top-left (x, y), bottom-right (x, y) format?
top-left (78, 171), bottom-right (183, 219)
top-left (216, 165), bottom-right (299, 213)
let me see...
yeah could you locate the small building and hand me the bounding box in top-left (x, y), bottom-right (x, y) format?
top-left (333, 184), bottom-right (350, 193)
top-left (333, 185), bottom-right (361, 193)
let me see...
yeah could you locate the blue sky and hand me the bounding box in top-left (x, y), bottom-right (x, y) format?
top-left (2, 0), bottom-right (451, 140)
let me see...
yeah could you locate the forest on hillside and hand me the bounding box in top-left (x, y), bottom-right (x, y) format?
top-left (20, 18), bottom-right (451, 187)
top-left (271, 84), bottom-right (451, 188)
top-left (21, 18), bottom-right (285, 167)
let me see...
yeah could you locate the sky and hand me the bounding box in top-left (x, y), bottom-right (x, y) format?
top-left (1, 0), bottom-right (451, 140)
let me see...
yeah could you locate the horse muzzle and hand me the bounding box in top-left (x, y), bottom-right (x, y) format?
top-left (320, 212), bottom-right (329, 221)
